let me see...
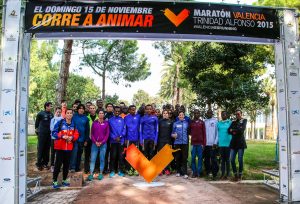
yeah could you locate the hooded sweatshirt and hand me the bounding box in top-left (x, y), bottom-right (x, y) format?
top-left (140, 114), bottom-right (159, 144)
top-left (91, 120), bottom-right (110, 144)
top-left (124, 114), bottom-right (140, 142)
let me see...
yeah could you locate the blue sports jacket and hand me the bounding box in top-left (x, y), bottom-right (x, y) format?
top-left (140, 114), bottom-right (159, 144)
top-left (109, 116), bottom-right (126, 144)
top-left (72, 113), bottom-right (90, 143)
top-left (124, 114), bottom-right (140, 142)
top-left (172, 120), bottom-right (189, 145)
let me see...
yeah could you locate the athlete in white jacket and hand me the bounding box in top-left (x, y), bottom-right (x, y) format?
top-left (204, 110), bottom-right (219, 179)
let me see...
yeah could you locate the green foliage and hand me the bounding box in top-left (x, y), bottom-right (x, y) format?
top-left (254, 0), bottom-right (300, 10)
top-left (104, 94), bottom-right (119, 105)
top-left (154, 41), bottom-right (196, 106)
top-left (183, 42), bottom-right (270, 114)
top-left (132, 90), bottom-right (153, 108)
top-left (29, 40), bottom-right (100, 115)
top-left (80, 40), bottom-right (151, 98)
top-left (66, 74), bottom-right (100, 103)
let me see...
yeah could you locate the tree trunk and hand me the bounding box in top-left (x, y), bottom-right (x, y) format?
top-left (250, 121), bottom-right (254, 139)
top-left (102, 70), bottom-right (106, 100)
top-left (172, 64), bottom-right (180, 106)
top-left (271, 103), bottom-right (276, 140)
top-left (264, 113), bottom-right (268, 140)
top-left (56, 40), bottom-right (73, 105)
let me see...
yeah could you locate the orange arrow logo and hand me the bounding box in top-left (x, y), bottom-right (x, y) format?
top-left (163, 8), bottom-right (190, 27)
top-left (125, 144), bottom-right (179, 183)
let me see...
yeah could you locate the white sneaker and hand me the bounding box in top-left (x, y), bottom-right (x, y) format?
top-left (176, 173), bottom-right (181, 177)
top-left (50, 166), bottom-right (54, 173)
top-left (183, 175), bottom-right (188, 179)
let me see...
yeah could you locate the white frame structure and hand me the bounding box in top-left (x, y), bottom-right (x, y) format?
top-left (0, 0), bottom-right (299, 203)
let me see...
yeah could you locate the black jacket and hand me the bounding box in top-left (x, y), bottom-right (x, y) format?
top-left (228, 118), bottom-right (247, 149)
top-left (35, 110), bottom-right (53, 134)
top-left (158, 118), bottom-right (173, 144)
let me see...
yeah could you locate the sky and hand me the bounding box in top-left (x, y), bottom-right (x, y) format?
top-left (67, 0), bottom-right (257, 103)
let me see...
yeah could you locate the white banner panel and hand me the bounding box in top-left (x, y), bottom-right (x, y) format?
top-left (275, 42), bottom-right (289, 198)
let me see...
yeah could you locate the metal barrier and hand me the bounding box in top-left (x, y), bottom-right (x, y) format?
top-left (26, 177), bottom-right (42, 200)
top-left (262, 169), bottom-right (279, 191)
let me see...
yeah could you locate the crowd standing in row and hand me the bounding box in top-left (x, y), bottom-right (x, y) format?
top-left (34, 99), bottom-right (247, 189)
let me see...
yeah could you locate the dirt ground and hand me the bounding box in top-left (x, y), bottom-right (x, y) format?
top-left (73, 175), bottom-right (278, 204)
top-left (27, 152), bottom-right (278, 204)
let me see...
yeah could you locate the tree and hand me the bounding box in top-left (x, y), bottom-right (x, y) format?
top-left (183, 42), bottom-right (270, 114)
top-left (154, 41), bottom-right (195, 106)
top-left (81, 40), bottom-right (151, 99)
top-left (29, 40), bottom-right (100, 115)
top-left (104, 94), bottom-right (119, 105)
top-left (262, 75), bottom-right (277, 139)
top-left (132, 90), bottom-right (153, 108)
top-left (56, 40), bottom-right (73, 106)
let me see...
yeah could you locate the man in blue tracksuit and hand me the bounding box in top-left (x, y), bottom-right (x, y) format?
top-left (124, 105), bottom-right (140, 174)
top-left (70, 104), bottom-right (90, 172)
top-left (109, 106), bottom-right (126, 177)
top-left (140, 104), bottom-right (158, 160)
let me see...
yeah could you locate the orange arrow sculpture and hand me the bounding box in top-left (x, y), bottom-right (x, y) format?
top-left (125, 144), bottom-right (179, 183)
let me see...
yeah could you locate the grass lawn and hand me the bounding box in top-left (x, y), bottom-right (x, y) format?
top-left (27, 136), bottom-right (277, 180)
top-left (27, 135), bottom-right (37, 152)
top-left (188, 140), bottom-right (278, 180)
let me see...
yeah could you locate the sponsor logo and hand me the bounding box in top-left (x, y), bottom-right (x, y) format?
top-left (293, 129), bottom-right (300, 136)
top-left (279, 89), bottom-right (284, 93)
top-left (2, 134), bottom-right (13, 139)
top-left (282, 166), bottom-right (287, 170)
top-left (2, 89), bottom-right (15, 93)
top-left (21, 107), bottom-right (25, 112)
top-left (3, 110), bottom-right (13, 116)
top-left (19, 173), bottom-right (25, 177)
top-left (20, 194), bottom-right (24, 198)
top-left (0, 157), bottom-right (13, 160)
top-left (281, 126), bottom-right (285, 131)
top-left (4, 68), bottom-right (14, 72)
top-left (163, 8), bottom-right (190, 27)
top-left (9, 10), bottom-right (17, 17)
top-left (280, 107), bottom-right (285, 111)
top-left (3, 178), bottom-right (11, 182)
top-left (291, 91), bottom-right (298, 95)
top-left (20, 153), bottom-right (24, 157)
top-left (7, 34), bottom-right (16, 41)
top-left (293, 151), bottom-right (300, 154)
top-left (281, 146), bottom-right (286, 151)
top-left (21, 87), bottom-right (26, 92)
top-left (283, 184), bottom-right (287, 188)
top-left (292, 110), bottom-right (300, 115)
top-left (294, 170), bottom-right (300, 174)
top-left (290, 72), bottom-right (298, 77)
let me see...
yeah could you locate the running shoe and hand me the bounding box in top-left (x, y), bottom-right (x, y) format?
top-left (88, 174), bottom-right (94, 181)
top-left (109, 171), bottom-right (115, 178)
top-left (62, 179), bottom-right (70, 187)
top-left (52, 181), bottom-right (60, 189)
top-left (98, 174), bottom-right (104, 180)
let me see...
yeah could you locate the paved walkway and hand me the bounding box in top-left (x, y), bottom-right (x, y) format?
top-left (27, 175), bottom-right (278, 204)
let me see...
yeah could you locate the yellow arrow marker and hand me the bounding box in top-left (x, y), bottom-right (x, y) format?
top-left (125, 144), bottom-right (179, 183)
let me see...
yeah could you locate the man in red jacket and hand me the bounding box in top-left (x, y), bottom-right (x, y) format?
top-left (51, 109), bottom-right (79, 189)
top-left (190, 109), bottom-right (206, 178)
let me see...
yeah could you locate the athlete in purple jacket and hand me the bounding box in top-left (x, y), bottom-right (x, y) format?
top-left (88, 110), bottom-right (109, 181)
top-left (140, 104), bottom-right (159, 159)
top-left (108, 106), bottom-right (126, 177)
